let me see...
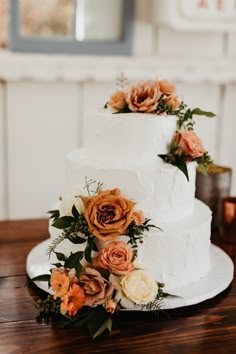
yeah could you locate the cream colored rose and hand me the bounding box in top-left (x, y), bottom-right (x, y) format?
top-left (121, 269), bottom-right (157, 305)
top-left (126, 80), bottom-right (161, 113)
top-left (59, 191), bottom-right (84, 217)
top-left (108, 90), bottom-right (127, 112)
top-left (159, 79), bottom-right (175, 95)
top-left (164, 95), bottom-right (180, 109)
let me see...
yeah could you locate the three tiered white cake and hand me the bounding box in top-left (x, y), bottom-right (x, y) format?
top-left (50, 110), bottom-right (212, 292)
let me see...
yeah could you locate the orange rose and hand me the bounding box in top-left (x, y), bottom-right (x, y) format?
top-left (126, 80), bottom-right (161, 113)
top-left (60, 284), bottom-right (85, 316)
top-left (79, 267), bottom-right (114, 306)
top-left (97, 241), bottom-right (135, 275)
top-left (105, 298), bottom-right (117, 314)
top-left (132, 210), bottom-right (145, 225)
top-left (108, 90), bottom-right (127, 111)
top-left (159, 79), bottom-right (175, 95)
top-left (164, 95), bottom-right (180, 109)
top-left (174, 131), bottom-right (206, 159)
top-left (50, 268), bottom-right (70, 299)
top-left (80, 188), bottom-right (135, 242)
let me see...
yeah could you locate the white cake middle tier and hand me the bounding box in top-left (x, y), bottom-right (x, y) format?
top-left (49, 199), bottom-right (212, 293)
top-left (66, 148), bottom-right (196, 224)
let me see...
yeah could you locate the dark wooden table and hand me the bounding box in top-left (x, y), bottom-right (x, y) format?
top-left (0, 219), bottom-right (236, 354)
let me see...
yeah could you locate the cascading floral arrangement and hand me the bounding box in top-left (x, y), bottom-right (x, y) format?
top-left (32, 179), bottom-right (171, 340)
top-left (105, 74), bottom-right (215, 180)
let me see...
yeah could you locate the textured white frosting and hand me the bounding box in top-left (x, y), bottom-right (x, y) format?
top-left (84, 110), bottom-right (177, 165)
top-left (66, 149), bottom-right (196, 224)
top-left (136, 199), bottom-right (212, 292)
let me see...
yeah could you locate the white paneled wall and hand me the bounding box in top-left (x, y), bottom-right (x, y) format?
top-left (0, 82), bottom-right (6, 219)
top-left (7, 81), bottom-right (81, 219)
top-left (156, 26), bottom-right (224, 57)
top-left (0, 0), bottom-right (236, 219)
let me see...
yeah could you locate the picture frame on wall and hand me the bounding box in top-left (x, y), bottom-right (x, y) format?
top-left (9, 0), bottom-right (134, 55)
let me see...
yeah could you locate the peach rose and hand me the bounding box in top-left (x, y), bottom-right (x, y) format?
top-left (105, 298), bottom-right (117, 314)
top-left (132, 210), bottom-right (145, 225)
top-left (60, 284), bottom-right (85, 316)
top-left (79, 267), bottom-right (114, 306)
top-left (164, 95), bottom-right (180, 109)
top-left (126, 80), bottom-right (161, 113)
top-left (174, 131), bottom-right (206, 159)
top-left (50, 268), bottom-right (70, 299)
top-left (80, 188), bottom-right (135, 242)
top-left (159, 79), bottom-right (175, 95)
top-left (108, 90), bottom-right (127, 111)
top-left (98, 241), bottom-right (135, 275)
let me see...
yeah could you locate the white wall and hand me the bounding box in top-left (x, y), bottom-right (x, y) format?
top-left (0, 0), bottom-right (235, 219)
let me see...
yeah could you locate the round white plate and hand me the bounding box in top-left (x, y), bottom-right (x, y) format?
top-left (27, 239), bottom-right (234, 310)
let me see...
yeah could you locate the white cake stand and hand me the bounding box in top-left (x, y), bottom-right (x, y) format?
top-left (26, 239), bottom-right (234, 310)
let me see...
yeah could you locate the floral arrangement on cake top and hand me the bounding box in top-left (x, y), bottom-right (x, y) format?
top-left (105, 74), bottom-right (215, 180)
top-left (32, 179), bottom-right (172, 340)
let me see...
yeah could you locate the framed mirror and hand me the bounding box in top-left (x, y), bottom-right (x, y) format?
top-left (9, 0), bottom-right (133, 55)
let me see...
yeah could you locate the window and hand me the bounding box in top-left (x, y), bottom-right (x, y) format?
top-left (8, 0), bottom-right (133, 55)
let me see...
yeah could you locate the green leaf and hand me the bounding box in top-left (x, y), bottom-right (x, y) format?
top-left (72, 205), bottom-right (79, 219)
top-left (51, 262), bottom-right (63, 268)
top-left (104, 102), bottom-right (108, 109)
top-left (64, 251), bottom-right (83, 278)
top-left (175, 156), bottom-right (189, 181)
top-left (113, 105), bottom-right (131, 114)
top-left (92, 317), bottom-right (112, 340)
top-left (54, 251), bottom-right (67, 262)
top-left (64, 251), bottom-right (83, 269)
top-left (197, 163), bottom-right (208, 176)
top-left (75, 262), bottom-right (83, 279)
top-left (52, 216), bottom-right (75, 229)
top-left (92, 242), bottom-right (99, 252)
top-left (191, 108), bottom-right (215, 118)
top-left (158, 154), bottom-right (167, 161)
top-left (86, 306), bottom-right (111, 340)
top-left (84, 237), bottom-right (94, 263)
top-left (47, 209), bottom-right (60, 221)
top-left (67, 235), bottom-right (87, 244)
top-left (30, 274), bottom-right (51, 283)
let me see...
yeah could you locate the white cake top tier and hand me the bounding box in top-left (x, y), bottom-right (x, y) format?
top-left (84, 110), bottom-right (177, 165)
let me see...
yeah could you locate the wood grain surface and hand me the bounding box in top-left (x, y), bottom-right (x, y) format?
top-left (0, 219), bottom-right (235, 354)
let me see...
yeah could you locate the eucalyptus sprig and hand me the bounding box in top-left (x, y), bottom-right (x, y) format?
top-left (116, 72), bottom-right (129, 90)
top-left (177, 106), bottom-right (215, 131)
top-left (84, 177), bottom-right (103, 197)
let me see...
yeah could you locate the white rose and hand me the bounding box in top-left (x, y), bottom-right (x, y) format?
top-left (121, 269), bottom-right (157, 305)
top-left (59, 191), bottom-right (84, 216)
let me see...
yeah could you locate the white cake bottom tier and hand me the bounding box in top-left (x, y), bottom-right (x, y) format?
top-left (66, 148), bottom-right (196, 224)
top-left (136, 199), bottom-right (212, 292)
top-left (49, 199), bottom-right (211, 293)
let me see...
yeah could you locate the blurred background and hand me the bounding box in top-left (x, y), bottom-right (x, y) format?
top-left (0, 0), bottom-right (235, 220)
